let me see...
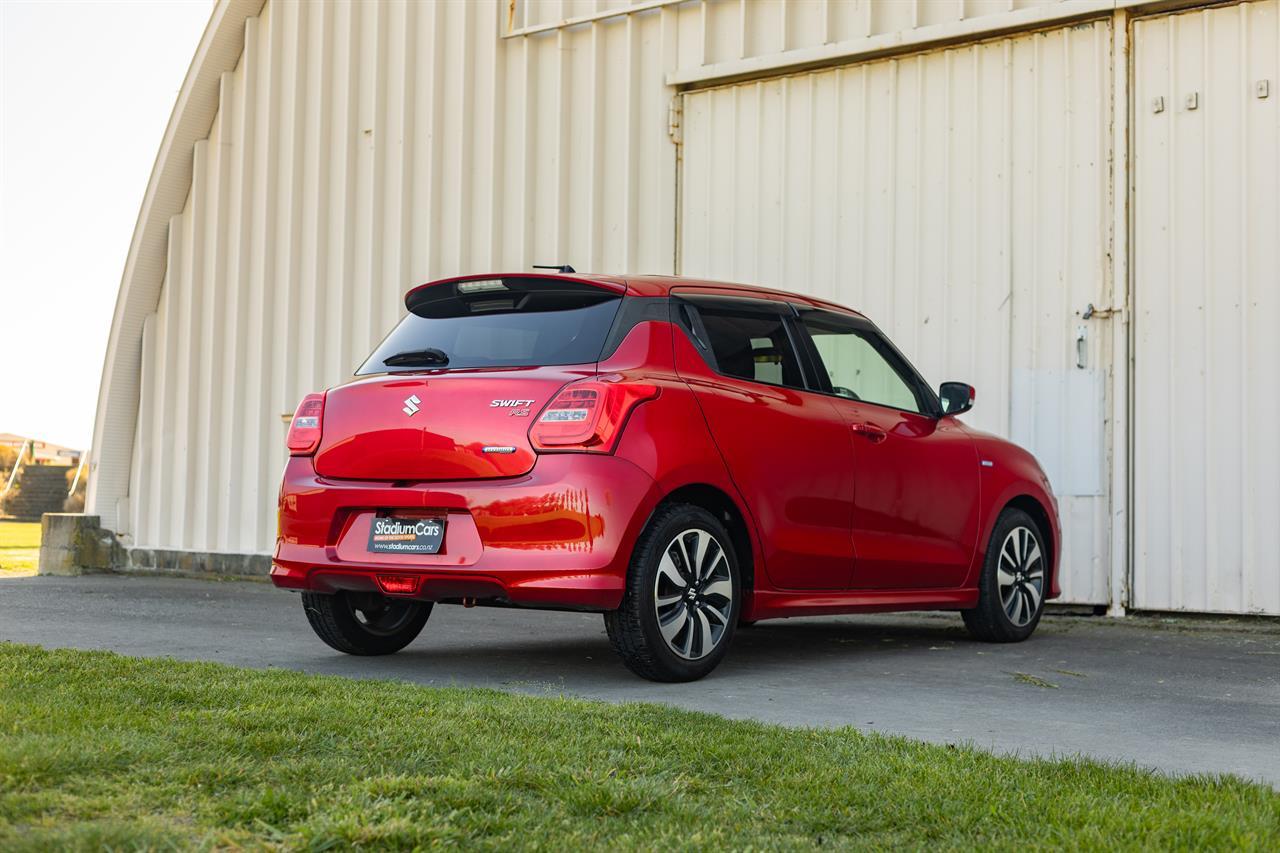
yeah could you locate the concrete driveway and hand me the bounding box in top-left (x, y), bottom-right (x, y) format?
top-left (3, 574), bottom-right (1278, 786)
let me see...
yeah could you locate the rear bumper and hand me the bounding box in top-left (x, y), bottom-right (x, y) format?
top-left (271, 453), bottom-right (660, 610)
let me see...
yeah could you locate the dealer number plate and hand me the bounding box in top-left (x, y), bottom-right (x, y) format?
top-left (367, 516), bottom-right (445, 554)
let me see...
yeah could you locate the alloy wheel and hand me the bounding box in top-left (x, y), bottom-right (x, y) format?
top-left (997, 526), bottom-right (1044, 627)
top-left (347, 593), bottom-right (420, 637)
top-left (653, 528), bottom-right (734, 660)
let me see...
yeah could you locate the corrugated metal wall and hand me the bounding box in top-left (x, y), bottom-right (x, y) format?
top-left (1133, 0), bottom-right (1280, 615)
top-left (679, 20), bottom-right (1116, 604)
top-left (105, 0), bottom-right (1279, 616)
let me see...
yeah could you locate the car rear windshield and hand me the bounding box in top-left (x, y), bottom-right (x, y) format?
top-left (358, 279), bottom-right (623, 374)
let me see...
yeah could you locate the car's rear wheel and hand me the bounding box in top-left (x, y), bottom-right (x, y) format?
top-left (605, 503), bottom-right (741, 682)
top-left (962, 508), bottom-right (1047, 642)
top-left (301, 590), bottom-right (431, 655)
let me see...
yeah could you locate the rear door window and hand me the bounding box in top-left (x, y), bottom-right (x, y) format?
top-left (359, 279), bottom-right (622, 374)
top-left (681, 297), bottom-right (806, 389)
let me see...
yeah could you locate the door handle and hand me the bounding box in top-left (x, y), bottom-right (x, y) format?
top-left (851, 423), bottom-right (887, 443)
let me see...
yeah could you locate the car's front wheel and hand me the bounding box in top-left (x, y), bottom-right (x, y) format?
top-left (301, 590), bottom-right (431, 655)
top-left (605, 503), bottom-right (741, 682)
top-left (962, 508), bottom-right (1047, 642)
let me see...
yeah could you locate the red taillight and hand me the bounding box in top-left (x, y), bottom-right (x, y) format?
top-left (375, 574), bottom-right (419, 595)
top-left (286, 393), bottom-right (325, 456)
top-left (529, 377), bottom-right (659, 453)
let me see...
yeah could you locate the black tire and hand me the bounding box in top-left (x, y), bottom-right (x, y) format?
top-left (962, 508), bottom-right (1048, 642)
top-left (301, 590), bottom-right (431, 655)
top-left (604, 503), bottom-right (741, 682)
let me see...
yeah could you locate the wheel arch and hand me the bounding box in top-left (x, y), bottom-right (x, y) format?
top-left (657, 483), bottom-right (756, 597)
top-left (1002, 494), bottom-right (1057, 593)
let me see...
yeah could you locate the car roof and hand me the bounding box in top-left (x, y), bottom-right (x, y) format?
top-left (620, 275), bottom-right (863, 314)
top-left (404, 272), bottom-right (867, 319)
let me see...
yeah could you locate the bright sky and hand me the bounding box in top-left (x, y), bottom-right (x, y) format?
top-left (0, 0), bottom-right (213, 450)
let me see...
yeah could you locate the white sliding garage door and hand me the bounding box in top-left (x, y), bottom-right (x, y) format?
top-left (679, 22), bottom-right (1117, 605)
top-left (1133, 2), bottom-right (1280, 615)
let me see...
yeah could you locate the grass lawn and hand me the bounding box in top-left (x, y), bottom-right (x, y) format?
top-left (1, 645), bottom-right (1277, 849)
top-left (0, 521), bottom-right (39, 577)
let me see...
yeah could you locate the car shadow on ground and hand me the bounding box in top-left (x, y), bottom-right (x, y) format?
top-left (325, 610), bottom-right (1003, 690)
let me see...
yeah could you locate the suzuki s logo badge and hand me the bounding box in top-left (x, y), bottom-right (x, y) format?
top-left (402, 394), bottom-right (421, 416)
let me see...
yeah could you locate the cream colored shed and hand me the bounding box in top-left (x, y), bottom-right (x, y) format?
top-left (90, 0), bottom-right (1280, 616)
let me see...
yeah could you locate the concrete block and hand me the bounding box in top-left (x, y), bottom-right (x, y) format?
top-left (125, 547), bottom-right (270, 578)
top-left (38, 514), bottom-right (126, 576)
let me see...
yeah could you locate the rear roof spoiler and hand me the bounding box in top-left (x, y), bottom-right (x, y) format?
top-left (404, 272), bottom-right (628, 312)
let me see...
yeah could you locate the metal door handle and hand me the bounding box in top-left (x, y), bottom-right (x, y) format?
top-left (852, 423), bottom-right (887, 443)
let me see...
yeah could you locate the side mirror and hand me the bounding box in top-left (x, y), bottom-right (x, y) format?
top-left (939, 382), bottom-right (975, 416)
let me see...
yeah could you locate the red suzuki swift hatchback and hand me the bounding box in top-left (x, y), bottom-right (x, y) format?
top-left (273, 272), bottom-right (1060, 681)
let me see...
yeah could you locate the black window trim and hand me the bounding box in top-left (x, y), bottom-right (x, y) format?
top-left (598, 295), bottom-right (671, 360)
top-left (671, 294), bottom-right (817, 392)
top-left (792, 306), bottom-right (944, 418)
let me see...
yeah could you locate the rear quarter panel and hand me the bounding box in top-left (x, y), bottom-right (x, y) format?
top-left (603, 316), bottom-right (768, 592)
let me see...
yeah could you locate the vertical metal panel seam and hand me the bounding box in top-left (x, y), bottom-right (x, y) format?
top-left (456, 1), bottom-right (476, 271)
top-left (942, 49), bottom-right (953, 365)
top-left (274, 0), bottom-right (309, 545)
top-left (699, 0), bottom-right (710, 67)
top-left (1001, 39), bottom-right (1013, 436)
top-left (131, 314), bottom-right (154, 542)
top-left (829, 70), bottom-right (841, 300)
top-left (247, 1), bottom-right (283, 548)
top-left (886, 59), bottom-right (898, 329)
top-left (395, 0), bottom-right (418, 323)
top-left (1108, 8), bottom-right (1130, 614)
top-left (194, 74), bottom-right (232, 550)
top-left (729, 86), bottom-right (740, 277)
top-left (225, 26), bottom-right (258, 551)
top-left (175, 141), bottom-right (206, 548)
top-left (148, 218), bottom-right (181, 544)
top-left (214, 66), bottom-right (246, 549)
top-left (1166, 15), bottom-right (1179, 608)
top-left (910, 55), bottom-right (925, 343)
top-left (520, 35), bottom-right (535, 266)
top-left (747, 82), bottom-right (757, 277)
top-left (587, 22), bottom-right (605, 270)
top-left (1059, 26), bottom-right (1073, 542)
top-left (487, 1), bottom-right (507, 267)
top-left (803, 76), bottom-right (815, 293)
top-left (425, 0), bottom-right (445, 279)
top-left (779, 79), bottom-right (790, 281)
top-left (970, 46), bottom-right (980, 397)
top-left (1199, 7), bottom-right (1214, 610)
top-left (1236, 1), bottom-right (1250, 610)
top-left (857, 67), bottom-right (868, 316)
top-left (236, 12), bottom-right (266, 547)
top-left (304, 0), bottom-right (334, 400)
top-left (622, 14), bottom-right (640, 270)
top-left (363, 0), bottom-right (389, 349)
